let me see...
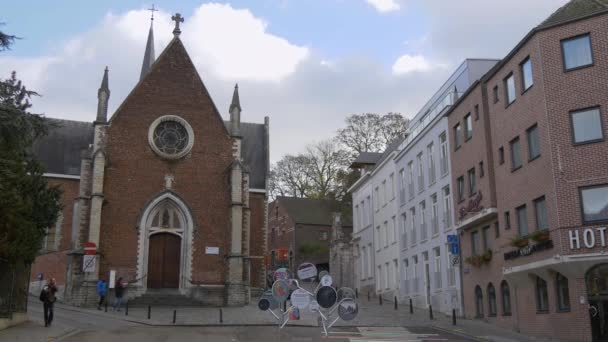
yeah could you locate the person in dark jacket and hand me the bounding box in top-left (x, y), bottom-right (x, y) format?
top-left (96, 278), bottom-right (107, 310)
top-left (39, 278), bottom-right (58, 327)
top-left (113, 277), bottom-right (125, 311)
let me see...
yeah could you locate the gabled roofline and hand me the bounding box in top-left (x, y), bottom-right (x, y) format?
top-left (107, 37), bottom-right (230, 137)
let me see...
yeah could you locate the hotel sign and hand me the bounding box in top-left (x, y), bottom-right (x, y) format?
top-left (568, 227), bottom-right (607, 249)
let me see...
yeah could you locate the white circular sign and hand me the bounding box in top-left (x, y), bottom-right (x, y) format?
top-left (320, 274), bottom-right (333, 287)
top-left (297, 263), bottom-right (318, 280)
top-left (290, 288), bottom-right (311, 309)
top-left (337, 298), bottom-right (359, 321)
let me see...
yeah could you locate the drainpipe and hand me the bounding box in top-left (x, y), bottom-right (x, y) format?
top-left (458, 233), bottom-right (466, 317)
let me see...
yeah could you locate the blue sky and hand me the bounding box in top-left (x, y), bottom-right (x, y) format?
top-left (0, 0), bottom-right (567, 160)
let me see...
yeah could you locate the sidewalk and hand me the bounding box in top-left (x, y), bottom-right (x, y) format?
top-left (18, 296), bottom-right (559, 342)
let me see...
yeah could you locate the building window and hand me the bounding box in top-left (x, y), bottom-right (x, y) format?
top-left (493, 85), bottom-right (499, 104)
top-left (389, 173), bottom-right (395, 200)
top-left (440, 132), bottom-right (449, 176)
top-left (443, 186), bottom-right (452, 229)
top-left (498, 147), bottom-right (505, 165)
top-left (392, 216), bottom-right (397, 244)
top-left (504, 73), bottom-right (516, 105)
top-left (561, 33), bottom-right (593, 71)
top-left (494, 222), bottom-right (500, 238)
top-left (516, 205), bottom-right (528, 236)
top-left (361, 246), bottom-right (366, 279)
top-left (471, 231), bottom-right (481, 256)
top-left (527, 124), bottom-right (541, 160)
top-left (520, 57), bottom-right (533, 91)
top-left (488, 283), bottom-right (497, 317)
top-left (454, 123), bottom-right (462, 149)
top-left (510, 137), bottom-right (522, 170)
top-left (400, 214), bottom-right (407, 247)
top-left (536, 276), bottom-right (549, 313)
top-left (408, 161), bottom-right (415, 199)
top-left (464, 113), bottom-right (473, 140)
top-left (556, 273), bottom-right (570, 311)
top-left (534, 196), bottom-right (547, 230)
top-left (570, 107), bottom-right (604, 144)
top-left (427, 143), bottom-right (436, 185)
top-left (501, 281), bottom-right (512, 315)
top-left (434, 248), bottom-right (441, 289)
top-left (474, 104), bottom-right (480, 121)
top-left (374, 187), bottom-right (379, 211)
top-left (457, 176), bottom-right (465, 202)
top-left (482, 225), bottom-right (491, 250)
top-left (420, 201), bottom-right (427, 241)
top-left (417, 153), bottom-right (425, 192)
top-left (475, 285), bottom-right (484, 318)
top-left (468, 168), bottom-right (476, 196)
top-left (431, 194), bottom-right (439, 235)
top-left (580, 184), bottom-right (608, 224)
top-left (410, 207), bottom-right (417, 245)
top-left (504, 211), bottom-right (511, 230)
top-left (375, 226), bottom-right (381, 251)
top-left (393, 259), bottom-right (399, 289)
top-left (377, 266), bottom-right (382, 291)
top-left (479, 161), bottom-right (484, 178)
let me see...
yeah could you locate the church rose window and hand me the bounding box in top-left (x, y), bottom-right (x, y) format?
top-left (148, 115), bottom-right (194, 159)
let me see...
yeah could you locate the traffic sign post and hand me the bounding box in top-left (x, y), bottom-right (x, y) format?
top-left (84, 242), bottom-right (97, 255)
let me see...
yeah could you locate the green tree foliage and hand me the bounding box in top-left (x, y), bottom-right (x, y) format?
top-left (0, 37), bottom-right (62, 264)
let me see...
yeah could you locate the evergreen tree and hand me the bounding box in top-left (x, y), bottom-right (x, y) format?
top-left (0, 30), bottom-right (61, 264)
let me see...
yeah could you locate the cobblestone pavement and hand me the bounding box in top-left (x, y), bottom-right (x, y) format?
top-left (0, 296), bottom-right (560, 342)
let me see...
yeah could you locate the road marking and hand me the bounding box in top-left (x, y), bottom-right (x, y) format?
top-left (324, 327), bottom-right (448, 342)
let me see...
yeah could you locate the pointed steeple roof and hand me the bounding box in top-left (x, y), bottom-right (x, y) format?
top-left (229, 84), bottom-right (241, 112)
top-left (99, 66), bottom-right (109, 94)
top-left (140, 20), bottom-right (156, 81)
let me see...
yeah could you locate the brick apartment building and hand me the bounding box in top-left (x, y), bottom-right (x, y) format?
top-left (30, 15), bottom-right (269, 306)
top-left (267, 197), bottom-right (351, 279)
top-left (448, 1), bottom-right (608, 341)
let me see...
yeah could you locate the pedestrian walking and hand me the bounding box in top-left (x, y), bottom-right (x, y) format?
top-left (113, 277), bottom-right (125, 311)
top-left (39, 278), bottom-right (58, 327)
top-left (96, 278), bottom-right (107, 310)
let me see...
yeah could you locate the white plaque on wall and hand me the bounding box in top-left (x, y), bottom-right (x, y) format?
top-left (205, 246), bottom-right (219, 255)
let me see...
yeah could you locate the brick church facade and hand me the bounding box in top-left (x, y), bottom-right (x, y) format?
top-left (30, 14), bottom-right (269, 306)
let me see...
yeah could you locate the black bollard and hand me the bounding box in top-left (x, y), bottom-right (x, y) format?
top-left (125, 301), bottom-right (128, 316)
top-left (379, 295), bottom-right (383, 305)
top-left (355, 288), bottom-right (359, 299)
top-left (452, 309), bottom-right (456, 325)
top-left (409, 298), bottom-right (413, 314)
top-left (173, 310), bottom-right (176, 324)
top-left (219, 308), bottom-right (223, 324)
top-left (367, 291), bottom-right (370, 301)
top-left (394, 296), bottom-right (398, 310)
top-left (104, 300), bottom-right (108, 312)
top-left (429, 305), bottom-right (434, 320)
top-left (147, 305), bottom-right (151, 320)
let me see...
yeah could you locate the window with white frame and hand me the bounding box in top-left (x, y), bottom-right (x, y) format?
top-left (354, 205), bottom-right (360, 231)
top-left (408, 161), bottom-right (415, 198)
top-left (377, 266), bottom-right (382, 291)
top-left (420, 201), bottom-right (427, 241)
top-left (361, 246), bottom-right (366, 279)
top-left (374, 187), bottom-right (379, 211)
top-left (400, 213), bottom-right (407, 248)
top-left (385, 262), bottom-right (390, 289)
top-left (393, 259), bottom-right (399, 289)
top-left (375, 226), bottom-right (381, 251)
top-left (440, 132), bottom-right (449, 175)
top-left (428, 143), bottom-right (436, 184)
top-left (434, 247), bottom-right (442, 289)
top-left (367, 243), bottom-right (373, 277)
top-left (383, 221), bottom-right (389, 247)
top-left (399, 169), bottom-right (406, 203)
top-left (391, 216), bottom-right (397, 244)
top-left (410, 207), bottom-right (417, 244)
top-left (443, 186), bottom-right (452, 229)
top-left (417, 153), bottom-right (425, 192)
top-left (382, 180), bottom-right (387, 205)
top-left (403, 258), bottom-right (409, 293)
top-left (431, 193), bottom-right (439, 235)
top-left (389, 173), bottom-right (395, 200)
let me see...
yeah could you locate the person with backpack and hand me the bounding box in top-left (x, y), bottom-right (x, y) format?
top-left (113, 277), bottom-right (125, 312)
top-left (39, 278), bottom-right (58, 327)
top-left (96, 278), bottom-right (107, 310)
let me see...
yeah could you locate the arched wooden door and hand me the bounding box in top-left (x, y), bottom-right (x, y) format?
top-left (147, 233), bottom-right (181, 288)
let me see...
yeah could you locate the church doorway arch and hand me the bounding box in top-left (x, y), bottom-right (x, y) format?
top-left (137, 193), bottom-right (194, 290)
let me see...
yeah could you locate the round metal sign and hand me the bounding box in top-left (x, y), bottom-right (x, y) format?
top-left (318, 270), bottom-right (329, 281)
top-left (337, 287), bottom-right (356, 301)
top-left (272, 279), bottom-right (290, 302)
top-left (290, 288), bottom-right (311, 309)
top-left (337, 298), bottom-right (359, 321)
top-left (316, 286), bottom-right (337, 309)
top-left (274, 268), bottom-right (290, 281)
top-left (320, 274), bottom-right (333, 287)
top-left (258, 297), bottom-right (271, 311)
top-left (297, 263), bottom-right (318, 281)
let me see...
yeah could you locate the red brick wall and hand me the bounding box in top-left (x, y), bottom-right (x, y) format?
top-left (98, 38), bottom-right (233, 285)
top-left (30, 177), bottom-right (80, 285)
top-left (249, 193), bottom-right (267, 288)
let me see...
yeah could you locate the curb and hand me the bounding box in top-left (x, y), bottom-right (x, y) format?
top-left (55, 328), bottom-right (82, 342)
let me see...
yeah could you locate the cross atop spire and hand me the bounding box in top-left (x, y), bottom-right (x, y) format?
top-left (148, 4), bottom-right (158, 20)
top-left (172, 13), bottom-right (184, 37)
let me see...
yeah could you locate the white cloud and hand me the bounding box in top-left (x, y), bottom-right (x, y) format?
top-left (392, 54), bottom-right (436, 74)
top-left (365, 0), bottom-right (400, 13)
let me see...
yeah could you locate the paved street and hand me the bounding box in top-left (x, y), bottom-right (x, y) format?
top-left (0, 296), bottom-right (555, 341)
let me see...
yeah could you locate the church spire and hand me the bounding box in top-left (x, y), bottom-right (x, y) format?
top-left (229, 84), bottom-right (241, 137)
top-left (96, 67), bottom-right (110, 123)
top-left (140, 5), bottom-right (157, 81)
